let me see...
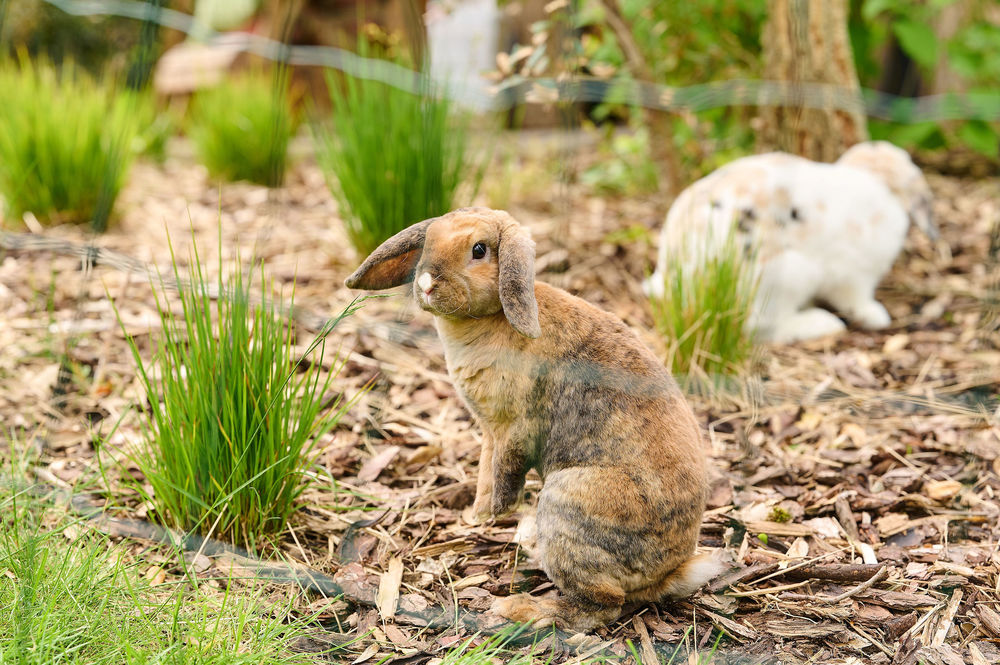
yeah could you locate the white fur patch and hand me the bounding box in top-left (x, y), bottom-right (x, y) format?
top-left (417, 272), bottom-right (433, 292)
top-left (665, 550), bottom-right (728, 599)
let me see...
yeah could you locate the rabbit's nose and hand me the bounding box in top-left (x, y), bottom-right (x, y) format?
top-left (417, 271), bottom-right (434, 294)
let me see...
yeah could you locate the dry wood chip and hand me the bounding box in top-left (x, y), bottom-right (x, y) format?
top-left (931, 589), bottom-right (962, 647)
top-left (351, 643), bottom-right (379, 664)
top-left (744, 520), bottom-right (814, 537)
top-left (974, 603), bottom-right (1000, 638)
top-left (773, 600), bottom-right (852, 621)
top-left (764, 618), bottom-right (845, 639)
top-left (856, 589), bottom-right (937, 610)
top-left (376, 557), bottom-right (404, 621)
top-left (331, 562), bottom-right (379, 607)
top-left (705, 562), bottom-right (777, 593)
top-left (854, 603), bottom-right (894, 624)
top-left (835, 495), bottom-right (861, 542)
top-left (803, 516), bottom-right (844, 539)
top-left (406, 445), bottom-right (442, 467)
top-left (144, 565), bottom-right (167, 585)
top-left (631, 615), bottom-right (659, 665)
top-left (912, 644), bottom-right (965, 665)
top-left (411, 538), bottom-right (472, 557)
top-left (183, 551), bottom-right (212, 573)
top-left (784, 563), bottom-right (885, 583)
top-left (884, 611), bottom-right (919, 641)
top-left (930, 560), bottom-right (975, 578)
top-left (452, 573), bottom-right (491, 591)
top-left (875, 512), bottom-right (915, 536)
top-left (784, 537), bottom-right (810, 560)
top-left (698, 607), bottom-right (757, 641)
top-left (969, 643), bottom-right (991, 665)
top-left (924, 479), bottom-right (962, 502)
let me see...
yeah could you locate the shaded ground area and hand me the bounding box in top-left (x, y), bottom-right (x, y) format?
top-left (1, 135), bottom-right (999, 664)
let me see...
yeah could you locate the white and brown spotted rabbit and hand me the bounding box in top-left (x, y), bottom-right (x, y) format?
top-left (346, 207), bottom-right (723, 631)
top-left (644, 141), bottom-right (936, 344)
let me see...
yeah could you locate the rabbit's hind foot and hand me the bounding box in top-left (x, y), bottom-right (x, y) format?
top-left (491, 581), bottom-right (624, 633)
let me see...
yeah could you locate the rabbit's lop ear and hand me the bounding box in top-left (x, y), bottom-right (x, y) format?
top-left (498, 224), bottom-right (541, 339)
top-left (911, 196), bottom-right (939, 242)
top-left (345, 218), bottom-right (435, 290)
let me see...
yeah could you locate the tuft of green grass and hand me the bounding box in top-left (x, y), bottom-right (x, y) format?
top-left (117, 237), bottom-right (357, 551)
top-left (0, 58), bottom-right (141, 231)
top-left (649, 227), bottom-right (758, 387)
top-left (188, 70), bottom-right (294, 187)
top-left (314, 51), bottom-right (479, 255)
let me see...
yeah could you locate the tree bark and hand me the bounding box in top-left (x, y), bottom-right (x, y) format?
top-left (758, 0), bottom-right (868, 161)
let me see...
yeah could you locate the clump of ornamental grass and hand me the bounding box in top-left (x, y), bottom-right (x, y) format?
top-left (0, 58), bottom-right (141, 231)
top-left (117, 238), bottom-right (359, 551)
top-left (313, 47), bottom-right (479, 255)
top-left (188, 69), bottom-right (294, 187)
top-left (649, 227), bottom-right (759, 389)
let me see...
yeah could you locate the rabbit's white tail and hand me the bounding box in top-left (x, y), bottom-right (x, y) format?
top-left (662, 550), bottom-right (727, 599)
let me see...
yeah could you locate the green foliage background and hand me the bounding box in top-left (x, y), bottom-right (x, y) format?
top-left (851, 0), bottom-right (1000, 157)
top-left (527, 0), bottom-right (999, 179)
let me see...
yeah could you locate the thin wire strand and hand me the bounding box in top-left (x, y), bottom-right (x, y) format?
top-left (40, 0), bottom-right (1000, 122)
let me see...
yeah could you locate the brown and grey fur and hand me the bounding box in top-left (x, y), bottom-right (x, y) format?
top-left (346, 208), bottom-right (721, 632)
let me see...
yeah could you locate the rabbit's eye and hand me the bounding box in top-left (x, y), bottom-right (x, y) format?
top-left (471, 242), bottom-right (487, 260)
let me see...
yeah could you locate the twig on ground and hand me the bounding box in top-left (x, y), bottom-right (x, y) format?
top-left (780, 565), bottom-right (888, 604)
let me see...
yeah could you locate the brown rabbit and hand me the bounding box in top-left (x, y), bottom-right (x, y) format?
top-left (346, 207), bottom-right (722, 631)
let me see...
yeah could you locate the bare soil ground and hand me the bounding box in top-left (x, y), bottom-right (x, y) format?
top-left (1, 135), bottom-right (999, 665)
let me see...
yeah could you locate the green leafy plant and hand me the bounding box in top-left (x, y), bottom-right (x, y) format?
top-left (581, 122), bottom-right (660, 195)
top-left (189, 70), bottom-right (294, 187)
top-left (852, 0), bottom-right (1000, 159)
top-left (314, 50), bottom-right (479, 255)
top-left (0, 58), bottom-right (141, 230)
top-left (492, 0), bottom-right (765, 186)
top-left (648, 228), bottom-right (758, 386)
top-left (118, 238), bottom-right (358, 550)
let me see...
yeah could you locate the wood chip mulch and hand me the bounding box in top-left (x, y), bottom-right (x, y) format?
top-left (1, 137), bottom-right (998, 665)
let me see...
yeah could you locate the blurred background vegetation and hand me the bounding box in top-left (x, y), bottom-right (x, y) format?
top-left (1, 0), bottom-right (997, 199)
top-left (510, 0), bottom-right (999, 188)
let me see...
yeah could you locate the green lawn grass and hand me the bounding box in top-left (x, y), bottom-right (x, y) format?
top-left (0, 458), bottom-right (324, 664)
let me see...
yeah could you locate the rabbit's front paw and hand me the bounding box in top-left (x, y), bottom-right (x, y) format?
top-left (771, 308), bottom-right (846, 343)
top-left (491, 489), bottom-right (518, 517)
top-left (851, 300), bottom-right (891, 330)
top-left (470, 490), bottom-right (493, 523)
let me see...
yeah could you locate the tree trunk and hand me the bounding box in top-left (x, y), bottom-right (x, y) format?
top-left (758, 0), bottom-right (868, 162)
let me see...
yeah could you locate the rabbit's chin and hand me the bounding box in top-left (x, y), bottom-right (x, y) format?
top-left (417, 294), bottom-right (470, 320)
